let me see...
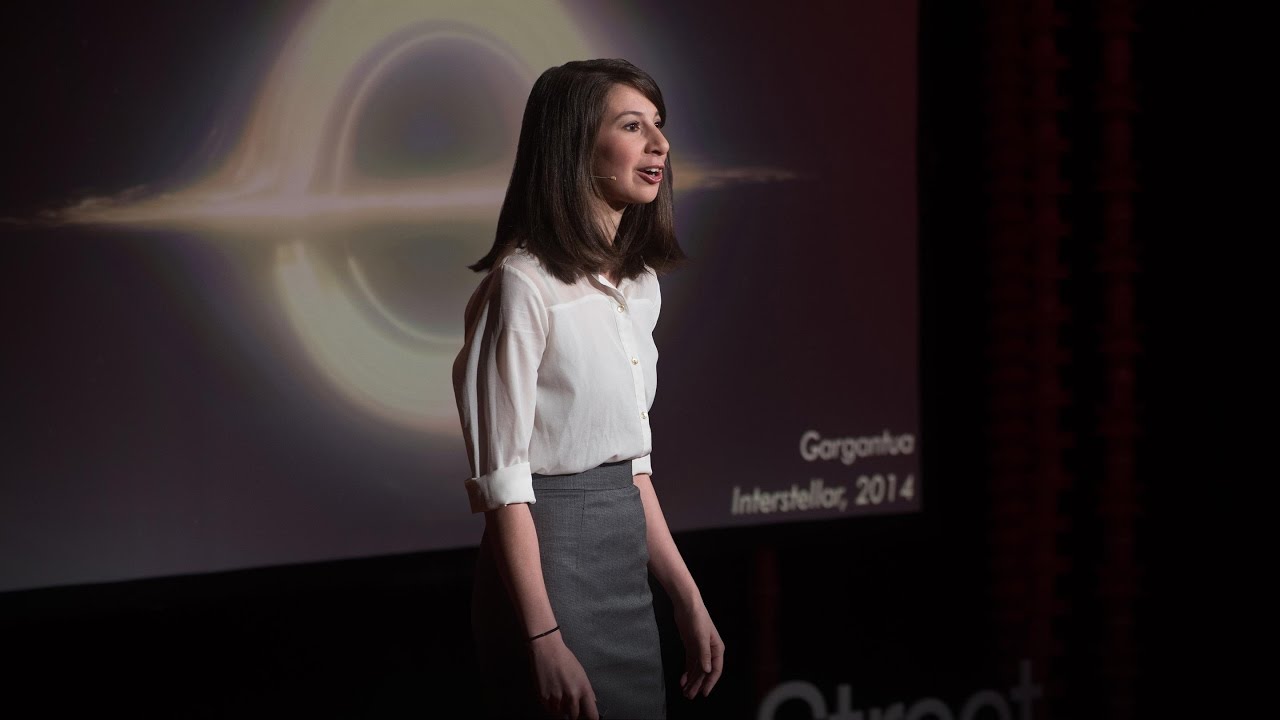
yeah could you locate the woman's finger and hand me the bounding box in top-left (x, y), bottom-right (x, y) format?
top-left (703, 637), bottom-right (724, 695)
top-left (684, 661), bottom-right (706, 698)
top-left (699, 634), bottom-right (713, 674)
top-left (703, 660), bottom-right (723, 696)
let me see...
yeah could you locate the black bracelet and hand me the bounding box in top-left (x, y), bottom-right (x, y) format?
top-left (528, 625), bottom-right (560, 642)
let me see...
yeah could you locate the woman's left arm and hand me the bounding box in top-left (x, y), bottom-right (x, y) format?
top-left (633, 472), bottom-right (725, 699)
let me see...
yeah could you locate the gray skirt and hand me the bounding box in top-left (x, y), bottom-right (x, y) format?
top-left (471, 460), bottom-right (666, 719)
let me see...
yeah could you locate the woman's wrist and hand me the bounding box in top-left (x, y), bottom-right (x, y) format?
top-left (528, 624), bottom-right (560, 642)
top-left (527, 628), bottom-right (567, 655)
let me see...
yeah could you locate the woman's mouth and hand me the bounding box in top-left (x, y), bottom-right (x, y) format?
top-left (637, 167), bottom-right (663, 184)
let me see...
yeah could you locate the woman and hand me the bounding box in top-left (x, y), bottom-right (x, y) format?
top-left (453, 59), bottom-right (724, 719)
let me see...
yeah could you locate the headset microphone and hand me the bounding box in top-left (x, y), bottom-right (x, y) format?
top-left (591, 175), bottom-right (617, 180)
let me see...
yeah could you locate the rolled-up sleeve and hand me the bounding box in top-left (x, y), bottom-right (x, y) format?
top-left (631, 270), bottom-right (660, 480)
top-left (632, 454), bottom-right (652, 477)
top-left (452, 264), bottom-right (548, 513)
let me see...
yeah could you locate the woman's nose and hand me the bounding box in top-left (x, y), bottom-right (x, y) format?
top-left (648, 129), bottom-right (669, 156)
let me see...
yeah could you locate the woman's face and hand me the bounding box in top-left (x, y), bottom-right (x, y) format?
top-left (591, 83), bottom-right (669, 212)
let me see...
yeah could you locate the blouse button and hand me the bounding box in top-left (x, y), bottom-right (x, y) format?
top-left (640, 411), bottom-right (648, 420)
top-left (631, 357), bottom-right (639, 365)
top-left (616, 304), bottom-right (625, 313)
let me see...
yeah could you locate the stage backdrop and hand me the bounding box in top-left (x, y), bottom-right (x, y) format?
top-left (1, 0), bottom-right (917, 592)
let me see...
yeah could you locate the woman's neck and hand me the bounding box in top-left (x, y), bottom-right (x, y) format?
top-left (595, 200), bottom-right (625, 246)
top-left (595, 200), bottom-right (625, 285)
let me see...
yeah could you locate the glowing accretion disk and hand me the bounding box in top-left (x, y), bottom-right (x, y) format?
top-left (263, 1), bottom-right (597, 432)
top-left (49, 0), bottom-right (798, 436)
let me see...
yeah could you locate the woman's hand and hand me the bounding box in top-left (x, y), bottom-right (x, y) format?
top-left (631, 473), bottom-right (724, 701)
top-left (528, 632), bottom-right (599, 720)
top-left (674, 598), bottom-right (724, 699)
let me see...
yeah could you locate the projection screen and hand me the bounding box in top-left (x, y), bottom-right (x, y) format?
top-left (1, 0), bottom-right (917, 592)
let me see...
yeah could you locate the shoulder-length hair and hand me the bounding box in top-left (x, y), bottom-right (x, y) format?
top-left (469, 58), bottom-right (686, 284)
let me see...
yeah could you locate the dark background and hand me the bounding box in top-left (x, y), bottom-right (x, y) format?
top-left (3, 1), bottom-right (1215, 718)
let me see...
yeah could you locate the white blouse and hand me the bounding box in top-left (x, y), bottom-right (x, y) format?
top-left (452, 248), bottom-right (660, 513)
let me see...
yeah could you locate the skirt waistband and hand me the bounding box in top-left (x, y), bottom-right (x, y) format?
top-left (532, 459), bottom-right (634, 491)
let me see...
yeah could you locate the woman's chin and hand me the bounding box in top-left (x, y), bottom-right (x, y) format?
top-left (629, 189), bottom-right (662, 205)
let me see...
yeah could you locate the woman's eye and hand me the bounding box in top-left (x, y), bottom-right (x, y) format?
top-left (624, 122), bottom-right (640, 131)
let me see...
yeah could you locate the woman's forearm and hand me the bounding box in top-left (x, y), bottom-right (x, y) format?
top-left (633, 473), bottom-right (703, 609)
top-left (485, 502), bottom-right (560, 637)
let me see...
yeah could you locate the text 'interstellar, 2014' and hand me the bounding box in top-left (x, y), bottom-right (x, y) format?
top-left (729, 429), bottom-right (919, 516)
